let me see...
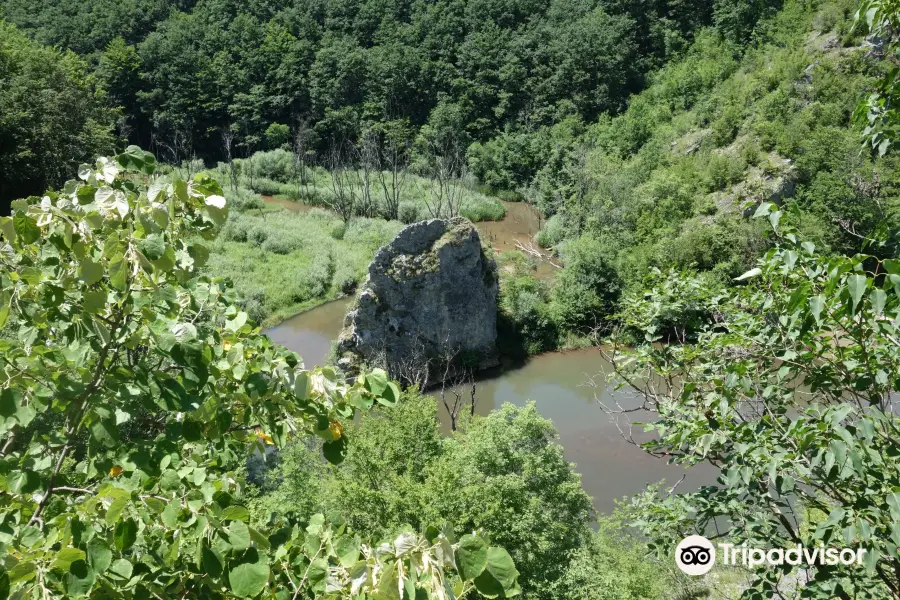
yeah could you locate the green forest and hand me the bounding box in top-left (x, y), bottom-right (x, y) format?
top-left (4, 0), bottom-right (900, 598)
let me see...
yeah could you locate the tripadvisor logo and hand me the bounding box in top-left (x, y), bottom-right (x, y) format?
top-left (675, 535), bottom-right (868, 576)
top-left (676, 536), bottom-right (716, 576)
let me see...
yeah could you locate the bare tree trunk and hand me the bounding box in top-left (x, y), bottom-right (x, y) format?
top-left (222, 128), bottom-right (239, 192)
top-left (445, 161), bottom-right (468, 218)
top-left (357, 131), bottom-right (378, 218)
top-left (424, 135), bottom-right (466, 219)
top-left (293, 119), bottom-right (314, 200)
top-left (327, 140), bottom-right (356, 223)
top-left (438, 358), bottom-right (475, 432)
top-left (376, 129), bottom-right (408, 221)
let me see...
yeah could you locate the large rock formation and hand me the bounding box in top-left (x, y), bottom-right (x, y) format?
top-left (337, 217), bottom-right (499, 381)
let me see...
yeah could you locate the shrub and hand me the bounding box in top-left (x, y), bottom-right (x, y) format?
top-left (261, 229), bottom-right (304, 254)
top-left (398, 201), bottom-right (422, 223)
top-left (704, 151), bottom-right (747, 191)
top-left (550, 236), bottom-right (622, 332)
top-left (254, 395), bottom-right (594, 600)
top-left (265, 122), bottom-right (291, 149)
top-left (536, 213), bottom-right (569, 248)
top-left (560, 516), bottom-right (674, 600)
top-left (250, 148), bottom-right (294, 182)
top-left (460, 197), bottom-right (505, 221)
top-left (501, 275), bottom-right (558, 354)
top-left (245, 176), bottom-right (283, 195)
top-left (221, 216), bottom-right (251, 242)
top-left (247, 225), bottom-right (269, 246)
top-left (226, 187), bottom-right (265, 211)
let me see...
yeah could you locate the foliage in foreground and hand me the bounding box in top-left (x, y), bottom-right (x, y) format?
top-left (611, 204), bottom-right (900, 598)
top-left (0, 149), bottom-right (519, 599)
top-left (252, 396), bottom-right (613, 600)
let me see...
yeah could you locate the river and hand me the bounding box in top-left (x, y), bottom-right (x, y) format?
top-left (263, 198), bottom-right (715, 513)
top-left (266, 303), bottom-right (715, 516)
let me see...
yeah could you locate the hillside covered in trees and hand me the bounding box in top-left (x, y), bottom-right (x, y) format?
top-left (1, 0), bottom-right (777, 204)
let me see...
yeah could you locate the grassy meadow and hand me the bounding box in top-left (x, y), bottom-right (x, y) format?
top-left (204, 185), bottom-right (404, 326)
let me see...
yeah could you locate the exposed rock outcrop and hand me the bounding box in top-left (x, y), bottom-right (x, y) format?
top-left (337, 217), bottom-right (499, 382)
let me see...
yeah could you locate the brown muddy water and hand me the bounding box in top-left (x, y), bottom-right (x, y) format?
top-left (266, 301), bottom-right (716, 514)
top-left (262, 197), bottom-right (715, 512)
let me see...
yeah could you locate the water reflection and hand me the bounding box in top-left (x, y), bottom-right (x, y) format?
top-left (265, 298), bottom-right (350, 368)
top-left (432, 349), bottom-right (716, 513)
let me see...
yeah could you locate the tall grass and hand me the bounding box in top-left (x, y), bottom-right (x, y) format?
top-left (209, 199), bottom-right (403, 326)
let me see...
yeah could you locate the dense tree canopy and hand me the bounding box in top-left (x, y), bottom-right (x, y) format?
top-left (0, 22), bottom-right (117, 216)
top-left (0, 0), bottom-right (783, 166)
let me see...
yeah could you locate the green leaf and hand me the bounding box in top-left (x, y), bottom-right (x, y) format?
top-left (752, 202), bottom-right (773, 217)
top-left (473, 547), bottom-right (519, 598)
top-left (174, 180), bottom-right (188, 203)
top-left (227, 520), bottom-right (252, 550)
top-left (78, 258), bottom-right (104, 285)
top-left (13, 213), bottom-right (39, 244)
top-left (364, 369), bottom-right (389, 396)
top-left (810, 295), bottom-right (825, 325)
top-left (137, 235), bottom-right (165, 261)
top-left (734, 267), bottom-right (761, 281)
top-left (377, 381), bottom-right (401, 407)
top-left (228, 561), bottom-right (269, 598)
top-left (161, 501), bottom-right (180, 528)
top-left (76, 186), bottom-right (96, 205)
top-left (871, 288), bottom-right (887, 315)
top-left (89, 415), bottom-right (119, 446)
top-left (848, 274), bottom-right (868, 310)
top-left (106, 495), bottom-right (128, 525)
top-left (323, 436), bottom-right (347, 465)
top-left (456, 534), bottom-right (488, 581)
top-left (0, 566), bottom-right (9, 600)
top-left (225, 311), bottom-right (248, 332)
top-left (108, 558), bottom-right (132, 581)
top-left (117, 146), bottom-right (157, 175)
top-left (83, 290), bottom-right (107, 314)
top-left (7, 470), bottom-right (40, 494)
top-left (108, 255), bottom-right (127, 290)
top-left (114, 518), bottom-right (138, 552)
top-left (201, 547), bottom-right (223, 578)
top-left (189, 243), bottom-right (210, 267)
top-left (334, 535), bottom-right (360, 568)
top-left (152, 246), bottom-right (177, 272)
top-left (8, 561), bottom-right (35, 584)
top-left (52, 548), bottom-right (86, 571)
top-left (87, 539), bottom-right (112, 574)
top-left (0, 389), bottom-right (16, 418)
top-left (374, 561), bottom-right (400, 600)
top-left (64, 561), bottom-right (95, 596)
top-left (221, 505), bottom-right (250, 522)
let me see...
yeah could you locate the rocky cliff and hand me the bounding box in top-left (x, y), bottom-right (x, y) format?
top-left (337, 217), bottom-right (499, 382)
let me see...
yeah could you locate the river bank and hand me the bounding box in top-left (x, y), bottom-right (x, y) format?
top-left (266, 298), bottom-right (715, 513)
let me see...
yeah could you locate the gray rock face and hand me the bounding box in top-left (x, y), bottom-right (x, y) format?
top-left (337, 218), bottom-right (499, 381)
